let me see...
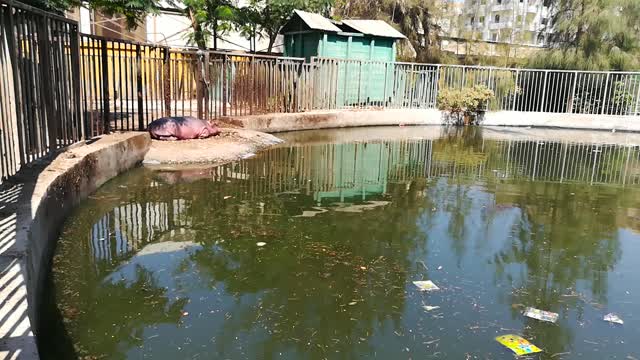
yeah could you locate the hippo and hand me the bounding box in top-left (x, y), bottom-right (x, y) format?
top-left (148, 116), bottom-right (220, 141)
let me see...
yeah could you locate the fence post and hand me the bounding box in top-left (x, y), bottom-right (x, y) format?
top-left (635, 76), bottom-right (640, 115)
top-left (601, 72), bottom-right (611, 115)
top-left (222, 55), bottom-right (227, 116)
top-left (163, 47), bottom-right (171, 117)
top-left (539, 70), bottom-right (548, 112)
top-left (136, 44), bottom-right (143, 130)
top-left (569, 71), bottom-right (578, 113)
top-left (434, 65), bottom-right (441, 108)
top-left (196, 51), bottom-right (204, 119)
top-left (357, 61), bottom-right (362, 106)
top-left (100, 39), bottom-right (110, 133)
top-left (203, 51), bottom-right (210, 120)
top-left (512, 69), bottom-right (519, 111)
top-left (342, 60), bottom-right (349, 108)
top-left (382, 62), bottom-right (388, 107)
top-left (37, 14), bottom-right (57, 149)
top-left (70, 24), bottom-right (83, 140)
top-left (4, 2), bottom-right (27, 165)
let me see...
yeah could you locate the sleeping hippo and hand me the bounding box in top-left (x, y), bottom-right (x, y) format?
top-left (148, 116), bottom-right (220, 141)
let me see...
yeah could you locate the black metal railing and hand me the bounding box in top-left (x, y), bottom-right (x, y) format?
top-left (0, 0), bottom-right (81, 180)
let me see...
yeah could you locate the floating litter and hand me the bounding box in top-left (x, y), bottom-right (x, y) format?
top-left (523, 307), bottom-right (559, 323)
top-left (256, 242), bottom-right (267, 247)
top-left (496, 334), bottom-right (542, 356)
top-left (603, 313), bottom-right (624, 325)
top-left (413, 280), bottom-right (440, 292)
top-left (422, 305), bottom-right (440, 311)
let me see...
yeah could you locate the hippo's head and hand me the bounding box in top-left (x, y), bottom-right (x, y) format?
top-left (199, 122), bottom-right (221, 138)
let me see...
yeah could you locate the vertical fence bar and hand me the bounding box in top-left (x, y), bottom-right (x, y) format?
top-left (100, 38), bottom-right (110, 134)
top-left (135, 44), bottom-right (143, 130)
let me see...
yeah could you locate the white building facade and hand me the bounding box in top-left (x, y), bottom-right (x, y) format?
top-left (462, 0), bottom-right (552, 46)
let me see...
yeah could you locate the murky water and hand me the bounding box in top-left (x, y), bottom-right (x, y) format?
top-left (43, 127), bottom-right (640, 359)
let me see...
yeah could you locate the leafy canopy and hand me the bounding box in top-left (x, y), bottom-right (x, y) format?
top-left (530, 0), bottom-right (640, 70)
top-left (22, 0), bottom-right (160, 29)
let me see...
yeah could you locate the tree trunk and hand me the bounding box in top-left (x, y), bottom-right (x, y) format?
top-left (267, 35), bottom-right (277, 53)
top-left (213, 21), bottom-right (218, 50)
top-left (189, 9), bottom-right (206, 49)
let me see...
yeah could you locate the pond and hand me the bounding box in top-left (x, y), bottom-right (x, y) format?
top-left (42, 127), bottom-right (640, 359)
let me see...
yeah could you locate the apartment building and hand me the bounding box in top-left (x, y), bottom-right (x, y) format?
top-left (462, 0), bottom-right (552, 46)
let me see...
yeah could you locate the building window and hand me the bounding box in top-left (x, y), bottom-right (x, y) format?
top-left (494, 14), bottom-right (500, 23)
top-left (496, 0), bottom-right (502, 4)
top-left (479, 16), bottom-right (485, 24)
top-left (541, 17), bottom-right (548, 25)
top-left (492, 33), bottom-right (498, 41)
top-left (470, 16), bottom-right (475, 25)
top-left (516, 15), bottom-right (522, 23)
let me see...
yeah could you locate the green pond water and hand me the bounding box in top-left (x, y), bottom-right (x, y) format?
top-left (43, 127), bottom-right (640, 359)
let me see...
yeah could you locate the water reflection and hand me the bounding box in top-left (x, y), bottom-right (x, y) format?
top-left (45, 128), bottom-right (640, 359)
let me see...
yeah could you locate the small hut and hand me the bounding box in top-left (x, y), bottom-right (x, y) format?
top-left (281, 10), bottom-right (406, 62)
top-left (281, 10), bottom-right (406, 105)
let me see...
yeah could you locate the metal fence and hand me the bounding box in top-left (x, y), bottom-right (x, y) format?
top-left (0, 0), bottom-right (81, 180)
top-left (310, 58), bottom-right (640, 115)
top-left (79, 35), bottom-right (309, 134)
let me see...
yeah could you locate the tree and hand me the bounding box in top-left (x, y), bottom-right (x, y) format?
top-left (334, 0), bottom-right (450, 63)
top-left (22, 0), bottom-right (160, 29)
top-left (530, 0), bottom-right (640, 70)
top-left (240, 0), bottom-right (333, 53)
top-left (171, 0), bottom-right (237, 49)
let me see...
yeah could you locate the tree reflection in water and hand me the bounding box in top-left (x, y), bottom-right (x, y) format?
top-left (46, 128), bottom-right (640, 359)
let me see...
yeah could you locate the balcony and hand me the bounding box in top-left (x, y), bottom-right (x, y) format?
top-left (489, 4), bottom-right (513, 12)
top-left (489, 21), bottom-right (513, 30)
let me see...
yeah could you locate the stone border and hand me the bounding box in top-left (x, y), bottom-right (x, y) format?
top-left (0, 132), bottom-right (151, 359)
top-left (226, 109), bottom-right (640, 133)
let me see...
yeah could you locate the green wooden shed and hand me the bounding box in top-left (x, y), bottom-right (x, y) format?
top-left (281, 10), bottom-right (405, 62)
top-left (281, 10), bottom-right (406, 106)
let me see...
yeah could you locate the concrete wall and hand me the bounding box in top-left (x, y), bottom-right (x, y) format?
top-left (227, 109), bottom-right (640, 133)
top-left (0, 132), bottom-right (150, 359)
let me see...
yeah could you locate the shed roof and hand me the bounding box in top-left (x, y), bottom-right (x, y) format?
top-left (291, 9), bottom-right (342, 33)
top-left (340, 19), bottom-right (407, 39)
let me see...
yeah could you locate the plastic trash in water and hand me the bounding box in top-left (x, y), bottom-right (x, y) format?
top-left (256, 242), bottom-right (267, 247)
top-left (495, 335), bottom-right (542, 356)
top-left (603, 313), bottom-right (624, 325)
top-left (422, 305), bottom-right (440, 311)
top-left (413, 280), bottom-right (440, 292)
top-left (523, 307), bottom-right (559, 323)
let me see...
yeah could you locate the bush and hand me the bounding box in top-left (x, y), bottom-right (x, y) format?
top-left (437, 85), bottom-right (494, 125)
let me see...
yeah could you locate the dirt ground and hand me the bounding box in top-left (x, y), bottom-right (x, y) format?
top-left (143, 128), bottom-right (283, 167)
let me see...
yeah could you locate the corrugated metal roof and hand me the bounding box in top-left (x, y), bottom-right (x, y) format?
top-left (341, 19), bottom-right (407, 39)
top-left (294, 10), bottom-right (342, 33)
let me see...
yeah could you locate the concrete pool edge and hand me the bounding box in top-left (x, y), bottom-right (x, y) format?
top-left (226, 109), bottom-right (640, 133)
top-left (0, 132), bottom-right (151, 360)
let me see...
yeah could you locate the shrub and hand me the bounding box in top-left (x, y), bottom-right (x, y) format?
top-left (437, 85), bottom-right (495, 125)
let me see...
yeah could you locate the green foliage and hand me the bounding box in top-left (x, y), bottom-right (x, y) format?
top-left (335, 0), bottom-right (448, 63)
top-left (22, 0), bottom-right (160, 28)
top-left (239, 0), bottom-right (334, 52)
top-left (437, 85), bottom-right (494, 125)
top-left (172, 0), bottom-right (237, 48)
top-left (530, 0), bottom-right (640, 71)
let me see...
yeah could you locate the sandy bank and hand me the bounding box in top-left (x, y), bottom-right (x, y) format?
top-left (143, 128), bottom-right (283, 168)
